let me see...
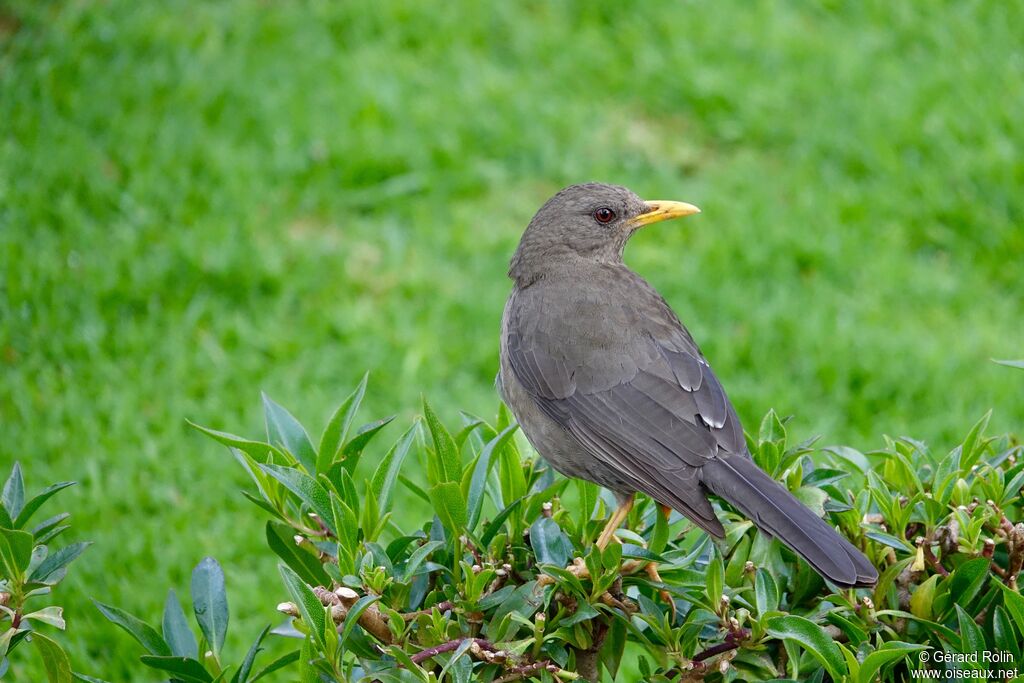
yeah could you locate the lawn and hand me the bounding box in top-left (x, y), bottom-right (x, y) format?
top-left (2, 0), bottom-right (1022, 678)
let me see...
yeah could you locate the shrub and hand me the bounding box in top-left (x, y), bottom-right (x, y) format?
top-left (0, 463), bottom-right (89, 679)
top-left (87, 377), bottom-right (1022, 682)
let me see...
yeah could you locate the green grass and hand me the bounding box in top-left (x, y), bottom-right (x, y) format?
top-left (1, 0), bottom-right (1022, 678)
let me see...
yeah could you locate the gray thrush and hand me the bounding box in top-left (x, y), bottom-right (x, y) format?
top-left (498, 182), bottom-right (877, 588)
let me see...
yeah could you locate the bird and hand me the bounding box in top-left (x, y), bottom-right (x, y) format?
top-left (498, 182), bottom-right (877, 589)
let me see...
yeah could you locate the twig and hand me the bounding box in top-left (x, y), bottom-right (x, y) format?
top-left (692, 628), bottom-right (749, 663)
top-left (402, 601), bottom-right (455, 621)
top-left (410, 637), bottom-right (500, 665)
top-left (919, 539), bottom-right (949, 577)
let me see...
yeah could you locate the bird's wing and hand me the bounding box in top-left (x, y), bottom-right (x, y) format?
top-left (505, 281), bottom-right (747, 537)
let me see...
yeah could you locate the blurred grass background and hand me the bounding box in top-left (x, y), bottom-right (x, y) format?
top-left (1, 0), bottom-right (1022, 678)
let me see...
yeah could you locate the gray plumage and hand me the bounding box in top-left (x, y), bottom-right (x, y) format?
top-left (499, 183), bottom-right (876, 588)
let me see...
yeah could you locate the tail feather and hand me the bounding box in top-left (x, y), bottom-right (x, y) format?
top-left (700, 455), bottom-right (877, 588)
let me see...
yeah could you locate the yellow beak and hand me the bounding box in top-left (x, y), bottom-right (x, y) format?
top-left (629, 200), bottom-right (701, 229)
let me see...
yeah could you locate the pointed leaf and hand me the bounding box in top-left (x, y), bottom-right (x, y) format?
top-left (187, 421), bottom-right (285, 463)
top-left (191, 557), bottom-right (229, 657)
top-left (263, 394), bottom-right (317, 474)
top-left (529, 517), bottom-right (572, 568)
top-left (32, 631), bottom-right (72, 683)
top-left (428, 482), bottom-right (467, 533)
top-left (480, 496), bottom-right (524, 547)
top-left (370, 426), bottom-right (417, 516)
top-left (163, 589), bottom-right (198, 660)
top-left (265, 522), bottom-right (331, 587)
top-left (339, 595), bottom-right (380, 649)
top-left (755, 568), bottom-right (779, 615)
top-left (2, 463), bottom-right (25, 520)
top-left (257, 464), bottom-right (335, 535)
top-left (766, 615), bottom-right (846, 681)
top-left (23, 606), bottom-right (66, 630)
top-left (29, 542), bottom-right (91, 585)
top-left (466, 424), bottom-right (518, 531)
top-left (93, 600), bottom-right (171, 656)
top-left (705, 547), bottom-right (724, 607)
top-left (857, 642), bottom-right (926, 683)
top-left (13, 482), bottom-right (75, 530)
top-left (318, 373), bottom-right (369, 471)
top-left (249, 650), bottom-right (301, 682)
top-left (423, 401), bottom-right (461, 484)
top-left (139, 655), bottom-right (213, 682)
top-left (231, 625), bottom-right (270, 683)
top-left (0, 528), bottom-right (33, 580)
top-left (342, 417), bottom-right (396, 461)
top-left (278, 565), bottom-right (328, 652)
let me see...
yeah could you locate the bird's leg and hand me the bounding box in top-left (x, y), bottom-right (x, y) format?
top-left (617, 504), bottom-right (676, 620)
top-left (538, 494), bottom-right (634, 589)
top-left (595, 493), bottom-right (634, 550)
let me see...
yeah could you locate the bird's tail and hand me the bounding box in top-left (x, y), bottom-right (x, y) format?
top-left (700, 454), bottom-right (877, 588)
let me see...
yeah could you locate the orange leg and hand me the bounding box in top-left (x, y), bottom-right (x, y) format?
top-left (596, 494), bottom-right (635, 549)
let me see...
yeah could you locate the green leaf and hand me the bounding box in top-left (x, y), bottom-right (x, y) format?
top-left (648, 500), bottom-right (669, 555)
top-left (187, 421), bottom-right (285, 463)
top-left (465, 424), bottom-right (518, 532)
top-left (705, 547), bottom-right (724, 607)
top-left (23, 606), bottom-right (66, 629)
top-left (266, 522), bottom-right (332, 587)
top-left (959, 410), bottom-right (992, 472)
top-left (278, 564), bottom-right (329, 652)
top-left (995, 582), bottom-right (1024, 640)
top-left (231, 625), bottom-right (270, 683)
top-left (620, 544), bottom-right (665, 563)
top-left (402, 541), bottom-right (443, 582)
top-left (428, 482), bottom-right (468, 533)
top-left (249, 650), bottom-right (301, 682)
top-left (993, 359), bottom-right (1024, 369)
top-left (191, 557), bottom-right (229, 658)
top-left (2, 462), bottom-right (25, 521)
top-left (263, 393), bottom-right (318, 474)
top-left (480, 496), bottom-right (524, 547)
top-left (755, 568), bottom-right (779, 615)
top-left (29, 541), bottom-right (91, 585)
top-left (0, 528), bottom-right (34, 580)
top-left (857, 641), bottom-right (926, 683)
top-left (370, 425), bottom-right (417, 516)
top-left (257, 464), bottom-right (336, 535)
top-left (163, 589), bottom-right (198, 660)
top-left (937, 557), bottom-right (989, 618)
top-left (599, 615), bottom-right (627, 679)
top-left (138, 655), bottom-right (214, 682)
top-left (759, 410), bottom-right (786, 444)
top-left (766, 615), bottom-right (847, 682)
top-left (423, 400), bottom-right (462, 484)
top-left (529, 517), bottom-right (572, 568)
top-left (32, 631), bottom-right (72, 683)
top-left (318, 373), bottom-right (369, 472)
top-left (725, 534), bottom-right (751, 585)
top-left (341, 416), bottom-right (396, 463)
top-left (825, 611), bottom-right (867, 647)
top-left (93, 600), bottom-right (171, 656)
top-left (909, 574), bottom-right (939, 620)
top-left (993, 606), bottom-right (1022, 663)
top-left (954, 605), bottom-right (985, 662)
top-left (339, 595), bottom-right (380, 649)
top-left (13, 481), bottom-right (75, 530)
top-left (72, 674), bottom-right (112, 683)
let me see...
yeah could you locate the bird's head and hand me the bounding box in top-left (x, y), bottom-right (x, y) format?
top-left (509, 183), bottom-right (700, 285)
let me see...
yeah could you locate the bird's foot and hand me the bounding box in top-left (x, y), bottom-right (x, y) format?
top-left (537, 557), bottom-right (671, 618)
top-left (537, 557), bottom-right (590, 587)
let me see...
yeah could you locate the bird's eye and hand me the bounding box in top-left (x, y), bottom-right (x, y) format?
top-left (593, 207), bottom-right (616, 224)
